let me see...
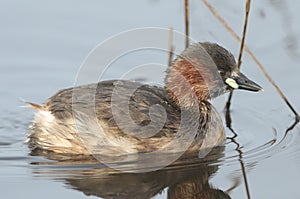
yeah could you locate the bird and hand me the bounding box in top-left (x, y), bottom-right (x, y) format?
top-left (26, 42), bottom-right (262, 156)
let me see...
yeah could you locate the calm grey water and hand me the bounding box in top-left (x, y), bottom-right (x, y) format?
top-left (1, 0), bottom-right (300, 198)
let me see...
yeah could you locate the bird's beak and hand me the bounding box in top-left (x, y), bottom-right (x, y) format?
top-left (225, 72), bottom-right (263, 92)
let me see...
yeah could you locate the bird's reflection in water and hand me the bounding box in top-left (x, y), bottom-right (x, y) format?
top-left (31, 146), bottom-right (231, 199)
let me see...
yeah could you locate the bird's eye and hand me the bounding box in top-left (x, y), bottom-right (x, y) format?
top-left (219, 70), bottom-right (233, 79)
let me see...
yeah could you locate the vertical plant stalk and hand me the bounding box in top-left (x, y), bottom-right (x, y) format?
top-left (168, 27), bottom-right (174, 67)
top-left (226, 0), bottom-right (251, 116)
top-left (185, 0), bottom-right (189, 48)
top-left (237, 0), bottom-right (251, 68)
top-left (201, 2), bottom-right (299, 198)
top-left (227, 0), bottom-right (250, 112)
top-left (201, 0), bottom-right (299, 118)
top-left (201, 0), bottom-right (252, 198)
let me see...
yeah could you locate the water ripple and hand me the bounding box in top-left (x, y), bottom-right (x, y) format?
top-left (220, 107), bottom-right (300, 166)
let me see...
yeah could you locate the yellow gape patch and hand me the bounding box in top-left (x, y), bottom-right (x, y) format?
top-left (225, 78), bottom-right (239, 89)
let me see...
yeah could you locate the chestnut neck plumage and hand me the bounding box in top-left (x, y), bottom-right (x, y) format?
top-left (164, 43), bottom-right (226, 108)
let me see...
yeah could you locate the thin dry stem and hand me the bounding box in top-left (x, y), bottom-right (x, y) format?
top-left (237, 0), bottom-right (251, 68)
top-left (185, 0), bottom-right (189, 48)
top-left (202, 1), bottom-right (252, 198)
top-left (201, 0), bottom-right (299, 118)
top-left (168, 26), bottom-right (174, 67)
top-left (227, 0), bottom-right (251, 114)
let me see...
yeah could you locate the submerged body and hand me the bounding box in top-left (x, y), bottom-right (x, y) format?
top-left (27, 42), bottom-right (262, 155)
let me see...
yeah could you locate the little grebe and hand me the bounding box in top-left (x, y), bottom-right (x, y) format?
top-left (27, 42), bottom-right (262, 155)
